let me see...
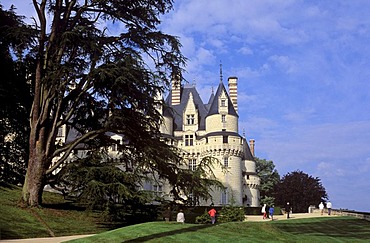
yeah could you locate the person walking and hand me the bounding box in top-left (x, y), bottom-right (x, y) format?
top-left (176, 209), bottom-right (185, 223)
top-left (319, 202), bottom-right (324, 215)
top-left (269, 205), bottom-right (275, 221)
top-left (162, 207), bottom-right (172, 222)
top-left (208, 207), bottom-right (217, 224)
top-left (327, 201), bottom-right (332, 215)
top-left (285, 202), bottom-right (292, 219)
top-left (261, 204), bottom-right (267, 219)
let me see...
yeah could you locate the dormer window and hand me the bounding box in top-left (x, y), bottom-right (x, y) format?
top-left (221, 99), bottom-right (226, 107)
top-left (221, 115), bottom-right (226, 123)
top-left (186, 114), bottom-right (195, 125)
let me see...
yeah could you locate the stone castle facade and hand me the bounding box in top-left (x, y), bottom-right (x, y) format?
top-left (156, 76), bottom-right (260, 207)
top-left (54, 73), bottom-right (260, 207)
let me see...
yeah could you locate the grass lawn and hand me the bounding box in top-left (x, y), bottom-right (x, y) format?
top-left (1, 185), bottom-right (370, 242)
top-left (0, 185), bottom-right (113, 240)
top-left (68, 217), bottom-right (370, 243)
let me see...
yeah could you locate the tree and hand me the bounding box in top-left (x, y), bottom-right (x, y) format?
top-left (255, 157), bottom-right (280, 206)
top-left (273, 170), bottom-right (328, 213)
top-left (0, 5), bottom-right (35, 185)
top-left (21, 0), bottom-right (187, 206)
top-left (57, 151), bottom-right (150, 210)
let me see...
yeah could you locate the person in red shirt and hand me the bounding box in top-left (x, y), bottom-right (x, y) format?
top-left (208, 208), bottom-right (217, 224)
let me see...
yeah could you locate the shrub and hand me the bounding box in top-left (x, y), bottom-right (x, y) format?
top-left (195, 209), bottom-right (211, 224)
top-left (218, 206), bottom-right (245, 223)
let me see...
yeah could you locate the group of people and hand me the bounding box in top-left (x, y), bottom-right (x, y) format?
top-left (262, 202), bottom-right (291, 220)
top-left (162, 206), bottom-right (218, 224)
top-left (162, 207), bottom-right (185, 223)
top-left (261, 201), bottom-right (333, 220)
top-left (261, 204), bottom-right (275, 220)
top-left (319, 201), bottom-right (332, 215)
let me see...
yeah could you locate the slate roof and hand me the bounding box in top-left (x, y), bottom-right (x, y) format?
top-left (207, 82), bottom-right (238, 117)
top-left (165, 85), bottom-right (208, 131)
top-left (164, 82), bottom-right (238, 131)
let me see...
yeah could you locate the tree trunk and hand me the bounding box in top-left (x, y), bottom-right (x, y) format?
top-left (22, 141), bottom-right (46, 206)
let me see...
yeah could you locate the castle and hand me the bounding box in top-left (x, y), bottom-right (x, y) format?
top-left (53, 71), bottom-right (260, 207)
top-left (156, 75), bottom-right (260, 207)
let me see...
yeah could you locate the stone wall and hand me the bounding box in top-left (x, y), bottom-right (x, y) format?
top-left (310, 208), bottom-right (370, 221)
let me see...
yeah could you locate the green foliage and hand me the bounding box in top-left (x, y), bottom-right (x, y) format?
top-left (273, 170), bottom-right (328, 213)
top-left (195, 209), bottom-right (211, 224)
top-left (19, 0), bottom-right (186, 206)
top-left (0, 5), bottom-right (34, 185)
top-left (195, 206), bottom-right (246, 224)
top-left (218, 205), bottom-right (245, 223)
top-left (54, 151), bottom-right (151, 212)
top-left (170, 156), bottom-right (225, 206)
top-left (255, 157), bottom-right (280, 206)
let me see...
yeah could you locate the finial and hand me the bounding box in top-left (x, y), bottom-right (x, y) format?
top-left (220, 61), bottom-right (223, 83)
top-left (243, 128), bottom-right (245, 138)
top-left (211, 86), bottom-right (214, 95)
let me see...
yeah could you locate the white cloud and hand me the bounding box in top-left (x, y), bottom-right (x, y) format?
top-left (238, 46), bottom-right (254, 55)
top-left (268, 55), bottom-right (298, 74)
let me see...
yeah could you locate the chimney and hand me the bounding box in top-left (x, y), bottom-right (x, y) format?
top-left (228, 77), bottom-right (238, 113)
top-left (249, 139), bottom-right (255, 157)
top-left (171, 75), bottom-right (181, 105)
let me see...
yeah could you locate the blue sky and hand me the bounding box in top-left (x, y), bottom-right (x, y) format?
top-left (159, 0), bottom-right (370, 212)
top-left (6, 0), bottom-right (370, 212)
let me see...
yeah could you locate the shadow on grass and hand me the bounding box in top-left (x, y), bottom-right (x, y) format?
top-left (124, 224), bottom-right (214, 242)
top-left (41, 202), bottom-right (125, 230)
top-left (274, 217), bottom-right (370, 240)
top-left (41, 202), bottom-right (86, 211)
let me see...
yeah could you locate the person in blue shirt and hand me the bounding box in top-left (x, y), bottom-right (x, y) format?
top-left (269, 205), bottom-right (275, 220)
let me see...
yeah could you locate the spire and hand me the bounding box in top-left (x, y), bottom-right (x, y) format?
top-left (219, 61), bottom-right (223, 83)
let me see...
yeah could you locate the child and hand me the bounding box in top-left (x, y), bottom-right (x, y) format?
top-left (269, 205), bottom-right (275, 221)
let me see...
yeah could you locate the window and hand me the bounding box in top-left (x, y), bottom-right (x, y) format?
top-left (221, 189), bottom-right (228, 205)
top-left (188, 193), bottom-right (199, 206)
top-left (57, 127), bottom-right (63, 137)
top-left (189, 159), bottom-right (197, 171)
top-left (221, 99), bottom-right (226, 107)
top-left (223, 135), bottom-right (228, 143)
top-left (221, 115), bottom-right (226, 123)
top-left (185, 134), bottom-right (194, 146)
top-left (153, 185), bottom-right (163, 192)
top-left (224, 157), bottom-right (229, 167)
top-left (111, 144), bottom-right (118, 151)
top-left (186, 114), bottom-right (195, 125)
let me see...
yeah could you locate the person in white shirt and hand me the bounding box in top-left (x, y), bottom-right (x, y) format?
top-left (176, 209), bottom-right (185, 223)
top-left (327, 201), bottom-right (332, 215)
top-left (319, 202), bottom-right (324, 215)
